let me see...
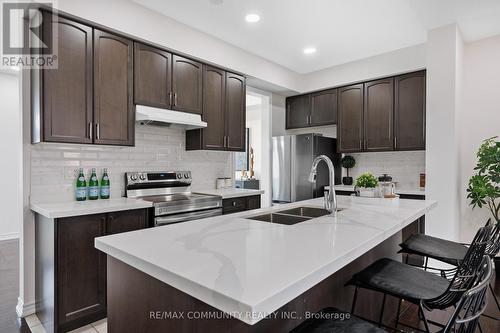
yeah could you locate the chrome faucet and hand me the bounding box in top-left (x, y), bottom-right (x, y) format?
top-left (308, 155), bottom-right (337, 214)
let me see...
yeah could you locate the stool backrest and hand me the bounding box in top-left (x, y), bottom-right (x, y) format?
top-left (484, 219), bottom-right (500, 258)
top-left (424, 226), bottom-right (491, 310)
top-left (443, 256), bottom-right (492, 333)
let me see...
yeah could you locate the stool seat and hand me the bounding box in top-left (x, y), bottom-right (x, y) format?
top-left (349, 258), bottom-right (450, 303)
top-left (291, 308), bottom-right (386, 333)
top-left (400, 234), bottom-right (468, 266)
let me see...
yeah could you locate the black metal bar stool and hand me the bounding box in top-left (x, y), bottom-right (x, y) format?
top-left (347, 225), bottom-right (491, 333)
top-left (290, 257), bottom-right (492, 333)
top-left (399, 219), bottom-right (500, 318)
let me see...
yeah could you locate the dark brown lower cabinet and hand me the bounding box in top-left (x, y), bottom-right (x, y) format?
top-left (222, 195), bottom-right (261, 215)
top-left (35, 208), bottom-right (149, 333)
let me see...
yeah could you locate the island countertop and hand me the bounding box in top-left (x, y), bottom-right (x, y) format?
top-left (95, 196), bottom-right (436, 325)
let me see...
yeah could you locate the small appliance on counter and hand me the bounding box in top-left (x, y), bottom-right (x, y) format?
top-left (126, 171), bottom-right (222, 226)
top-left (272, 134), bottom-right (341, 203)
top-left (378, 174), bottom-right (396, 198)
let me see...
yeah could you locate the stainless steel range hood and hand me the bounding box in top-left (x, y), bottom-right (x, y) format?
top-left (136, 105), bottom-right (207, 130)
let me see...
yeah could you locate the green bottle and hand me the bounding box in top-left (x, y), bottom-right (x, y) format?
top-left (88, 168), bottom-right (99, 200)
top-left (75, 168), bottom-right (87, 201)
top-left (100, 168), bottom-right (110, 199)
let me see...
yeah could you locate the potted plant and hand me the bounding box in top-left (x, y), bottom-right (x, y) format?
top-left (466, 136), bottom-right (499, 273)
top-left (341, 155), bottom-right (356, 185)
top-left (355, 173), bottom-right (379, 197)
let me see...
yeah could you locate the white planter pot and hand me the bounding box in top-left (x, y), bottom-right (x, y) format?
top-left (358, 187), bottom-right (377, 198)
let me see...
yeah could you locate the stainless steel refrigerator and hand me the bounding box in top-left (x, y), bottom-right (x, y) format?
top-left (272, 134), bottom-right (341, 203)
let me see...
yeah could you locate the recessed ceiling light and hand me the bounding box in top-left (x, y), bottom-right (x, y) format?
top-left (245, 13), bottom-right (260, 23)
top-left (303, 47), bottom-right (317, 55)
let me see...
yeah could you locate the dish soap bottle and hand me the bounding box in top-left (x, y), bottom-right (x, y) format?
top-left (88, 168), bottom-right (99, 200)
top-left (75, 168), bottom-right (87, 201)
top-left (100, 168), bottom-right (110, 199)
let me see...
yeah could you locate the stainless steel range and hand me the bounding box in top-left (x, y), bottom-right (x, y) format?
top-left (126, 171), bottom-right (222, 226)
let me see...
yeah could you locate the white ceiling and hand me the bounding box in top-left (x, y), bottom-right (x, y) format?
top-left (133, 0), bottom-right (500, 74)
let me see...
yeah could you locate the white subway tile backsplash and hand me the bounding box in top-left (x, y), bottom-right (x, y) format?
top-left (345, 151), bottom-right (425, 190)
top-left (31, 125), bottom-right (233, 202)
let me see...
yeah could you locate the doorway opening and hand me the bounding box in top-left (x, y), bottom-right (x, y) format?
top-left (234, 88), bottom-right (272, 207)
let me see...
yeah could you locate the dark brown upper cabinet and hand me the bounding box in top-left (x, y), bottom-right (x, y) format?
top-left (186, 69), bottom-right (246, 152)
top-left (310, 89), bottom-right (337, 126)
top-left (285, 89), bottom-right (337, 129)
top-left (172, 55), bottom-right (203, 114)
top-left (395, 71), bottom-right (426, 150)
top-left (286, 95), bottom-right (311, 129)
top-left (35, 13), bottom-right (93, 144)
top-left (363, 78), bottom-right (394, 152)
top-left (319, 70), bottom-right (425, 153)
top-left (134, 43), bottom-right (172, 109)
top-left (94, 30), bottom-right (134, 146)
top-left (198, 66), bottom-right (226, 150)
top-left (32, 14), bottom-right (134, 147)
top-left (225, 72), bottom-right (246, 151)
top-left (337, 84), bottom-right (364, 153)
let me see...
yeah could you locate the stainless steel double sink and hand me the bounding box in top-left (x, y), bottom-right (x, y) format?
top-left (246, 206), bottom-right (343, 225)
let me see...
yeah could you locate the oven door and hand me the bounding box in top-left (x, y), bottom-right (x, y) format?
top-left (154, 208), bottom-right (223, 226)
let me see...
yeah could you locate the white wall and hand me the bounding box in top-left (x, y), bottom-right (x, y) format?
top-left (301, 43), bottom-right (427, 92)
top-left (459, 35), bottom-right (500, 241)
top-left (55, 0), bottom-right (302, 93)
top-left (348, 152), bottom-right (425, 190)
top-left (245, 104), bottom-right (262, 180)
top-left (31, 126), bottom-right (233, 202)
top-left (425, 24), bottom-right (464, 242)
top-left (0, 71), bottom-right (22, 240)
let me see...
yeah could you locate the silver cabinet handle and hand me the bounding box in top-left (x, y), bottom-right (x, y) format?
top-left (169, 92), bottom-right (173, 106)
top-left (394, 136), bottom-right (397, 149)
top-left (96, 123), bottom-right (100, 140)
top-left (174, 92), bottom-right (178, 107)
top-left (88, 122), bottom-right (93, 139)
top-left (359, 140), bottom-right (362, 150)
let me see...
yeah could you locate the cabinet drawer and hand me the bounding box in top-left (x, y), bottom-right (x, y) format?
top-left (222, 197), bottom-right (246, 214)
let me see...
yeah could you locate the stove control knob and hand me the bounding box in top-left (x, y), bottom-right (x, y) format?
top-left (130, 174), bottom-right (138, 181)
top-left (139, 174), bottom-right (146, 181)
top-left (184, 173), bottom-right (190, 179)
top-left (177, 173), bottom-right (182, 179)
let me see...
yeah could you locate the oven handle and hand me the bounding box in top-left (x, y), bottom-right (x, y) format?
top-left (155, 208), bottom-right (222, 226)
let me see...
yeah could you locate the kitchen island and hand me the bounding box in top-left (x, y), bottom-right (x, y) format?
top-left (95, 196), bottom-right (436, 333)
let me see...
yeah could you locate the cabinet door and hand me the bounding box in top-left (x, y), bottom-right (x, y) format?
top-left (57, 214), bottom-right (106, 327)
top-left (225, 72), bottom-right (246, 151)
top-left (286, 95), bottom-right (311, 129)
top-left (246, 195), bottom-right (261, 210)
top-left (337, 84), bottom-right (364, 152)
top-left (42, 14), bottom-right (93, 144)
top-left (394, 71), bottom-right (426, 150)
top-left (106, 209), bottom-right (148, 235)
top-left (364, 78), bottom-right (394, 151)
top-left (94, 30), bottom-right (134, 146)
top-left (310, 89), bottom-right (337, 126)
top-left (201, 66), bottom-right (226, 150)
top-left (134, 43), bottom-right (172, 109)
top-left (172, 55), bottom-right (202, 114)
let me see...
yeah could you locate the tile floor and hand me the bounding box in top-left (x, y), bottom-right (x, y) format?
top-left (23, 314), bottom-right (107, 333)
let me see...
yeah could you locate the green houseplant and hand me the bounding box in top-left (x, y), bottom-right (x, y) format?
top-left (341, 155), bottom-right (356, 185)
top-left (467, 136), bottom-right (500, 223)
top-left (355, 172), bottom-right (379, 197)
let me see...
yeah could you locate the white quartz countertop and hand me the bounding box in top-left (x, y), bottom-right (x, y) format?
top-left (31, 198), bottom-right (153, 219)
top-left (328, 185), bottom-right (426, 196)
top-left (196, 188), bottom-right (264, 199)
top-left (95, 196), bottom-right (436, 325)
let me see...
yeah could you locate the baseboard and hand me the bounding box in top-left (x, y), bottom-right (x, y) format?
top-left (16, 297), bottom-right (36, 317)
top-left (0, 232), bottom-right (20, 241)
